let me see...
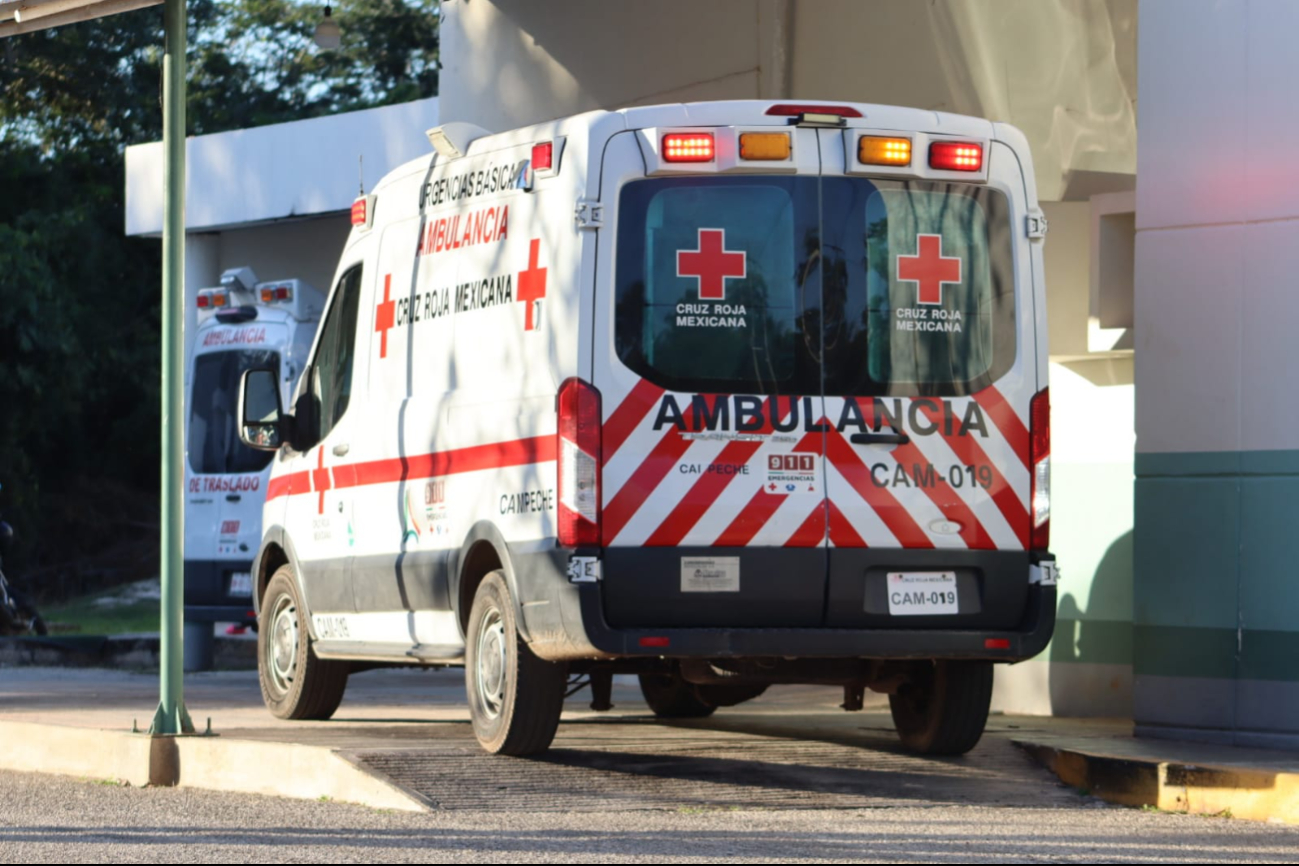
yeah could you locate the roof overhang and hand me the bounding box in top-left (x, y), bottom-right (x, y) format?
top-left (0, 0), bottom-right (163, 37)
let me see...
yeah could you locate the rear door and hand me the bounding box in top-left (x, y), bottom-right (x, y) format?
top-left (592, 130), bottom-right (830, 628)
top-left (816, 131), bottom-right (1036, 629)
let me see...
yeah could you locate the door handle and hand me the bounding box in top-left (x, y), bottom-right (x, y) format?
top-left (850, 432), bottom-right (911, 446)
top-left (332, 443), bottom-right (350, 457)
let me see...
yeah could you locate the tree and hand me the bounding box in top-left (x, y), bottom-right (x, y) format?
top-left (0, 0), bottom-right (438, 588)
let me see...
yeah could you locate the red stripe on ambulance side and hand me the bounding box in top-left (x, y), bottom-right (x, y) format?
top-left (827, 500), bottom-right (867, 548)
top-left (265, 437), bottom-right (556, 501)
top-left (974, 386), bottom-right (1030, 469)
top-left (642, 439), bottom-right (765, 547)
top-left (914, 402), bottom-right (1030, 549)
top-left (266, 471), bottom-right (311, 501)
top-left (824, 428), bottom-right (933, 549)
top-left (888, 441), bottom-right (998, 549)
top-left (603, 379), bottom-right (666, 459)
top-left (713, 488), bottom-right (789, 547)
top-left (602, 429), bottom-right (693, 544)
top-left (784, 502), bottom-right (827, 547)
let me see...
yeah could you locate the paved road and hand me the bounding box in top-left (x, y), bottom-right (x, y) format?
top-left (1, 767), bottom-right (1297, 863)
top-left (0, 668), bottom-right (1297, 862)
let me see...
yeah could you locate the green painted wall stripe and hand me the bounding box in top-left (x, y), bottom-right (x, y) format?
top-left (1137, 449), bottom-right (1299, 478)
top-left (1133, 625), bottom-right (1299, 682)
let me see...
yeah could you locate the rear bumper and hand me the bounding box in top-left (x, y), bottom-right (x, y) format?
top-left (516, 547), bottom-right (1057, 663)
top-left (184, 559), bottom-right (256, 624)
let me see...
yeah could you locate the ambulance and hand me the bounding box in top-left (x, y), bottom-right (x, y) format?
top-left (185, 267), bottom-right (323, 628)
top-left (238, 100), bottom-right (1057, 757)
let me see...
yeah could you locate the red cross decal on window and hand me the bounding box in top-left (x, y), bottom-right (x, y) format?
top-left (311, 448), bottom-right (332, 515)
top-left (374, 274), bottom-right (396, 358)
top-left (517, 239), bottom-right (547, 331)
top-left (677, 228), bottom-right (746, 301)
top-left (896, 234), bottom-right (962, 306)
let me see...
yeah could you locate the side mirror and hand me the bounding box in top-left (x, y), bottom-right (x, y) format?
top-left (238, 368), bottom-right (285, 451)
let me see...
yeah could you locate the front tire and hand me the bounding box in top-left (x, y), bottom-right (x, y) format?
top-left (258, 565), bottom-right (349, 720)
top-left (464, 571), bottom-right (566, 755)
top-left (889, 660), bottom-right (992, 756)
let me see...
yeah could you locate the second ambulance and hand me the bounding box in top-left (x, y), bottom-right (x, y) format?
top-left (238, 100), bottom-right (1057, 757)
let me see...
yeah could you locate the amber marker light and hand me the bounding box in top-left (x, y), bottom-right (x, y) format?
top-left (859, 136), bottom-right (912, 166)
top-left (739, 132), bottom-right (792, 161)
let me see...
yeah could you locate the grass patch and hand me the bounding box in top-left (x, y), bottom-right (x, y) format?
top-left (42, 586), bottom-right (160, 636)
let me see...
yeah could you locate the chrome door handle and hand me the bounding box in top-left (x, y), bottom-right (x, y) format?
top-left (332, 443), bottom-right (350, 456)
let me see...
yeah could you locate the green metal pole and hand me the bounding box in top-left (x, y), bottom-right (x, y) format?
top-left (152, 0), bottom-right (193, 736)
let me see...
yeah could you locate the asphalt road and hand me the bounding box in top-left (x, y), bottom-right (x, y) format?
top-left (2, 767), bottom-right (1297, 864)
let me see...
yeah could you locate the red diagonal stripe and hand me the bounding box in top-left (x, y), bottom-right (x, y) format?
top-left (888, 440), bottom-right (997, 549)
top-left (784, 502), bottom-right (826, 547)
top-left (825, 428), bottom-right (933, 548)
top-left (603, 379), bottom-right (666, 459)
top-left (914, 401), bottom-right (1029, 549)
top-left (974, 385), bottom-right (1030, 469)
top-left (827, 500), bottom-right (866, 547)
top-left (643, 440), bottom-right (765, 547)
top-left (713, 488), bottom-right (789, 547)
top-left (602, 428), bottom-right (692, 544)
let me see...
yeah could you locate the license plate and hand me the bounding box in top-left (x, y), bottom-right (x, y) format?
top-left (886, 572), bottom-right (959, 616)
top-left (228, 571), bottom-right (253, 598)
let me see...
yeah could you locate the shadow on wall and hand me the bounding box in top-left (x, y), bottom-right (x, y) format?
top-left (1047, 529), bottom-right (1133, 717)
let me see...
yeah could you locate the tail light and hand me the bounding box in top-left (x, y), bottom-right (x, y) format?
top-left (558, 378), bottom-right (602, 547)
top-left (662, 133), bottom-right (714, 163)
top-left (1030, 388), bottom-right (1050, 551)
top-left (930, 141), bottom-right (983, 172)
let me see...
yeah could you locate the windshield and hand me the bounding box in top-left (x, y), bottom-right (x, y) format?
top-left (614, 176), bottom-right (1015, 397)
top-left (188, 349), bottom-right (281, 475)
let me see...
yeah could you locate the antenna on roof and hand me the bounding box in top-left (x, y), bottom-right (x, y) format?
top-left (358, 154), bottom-right (365, 196)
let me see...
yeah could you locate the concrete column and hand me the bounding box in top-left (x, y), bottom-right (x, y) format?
top-left (1134, 0), bottom-right (1299, 749)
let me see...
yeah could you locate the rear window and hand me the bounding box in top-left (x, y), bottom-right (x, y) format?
top-left (188, 349), bottom-right (281, 475)
top-left (614, 176), bottom-right (1015, 397)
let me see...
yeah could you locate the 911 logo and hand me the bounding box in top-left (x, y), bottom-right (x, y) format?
top-left (768, 455), bottom-right (815, 473)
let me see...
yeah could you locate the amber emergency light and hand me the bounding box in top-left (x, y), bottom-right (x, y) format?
top-left (739, 132), bottom-right (792, 161)
top-left (859, 136), bottom-right (912, 167)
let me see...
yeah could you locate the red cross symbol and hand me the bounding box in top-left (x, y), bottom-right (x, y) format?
top-left (677, 228), bottom-right (746, 301)
top-left (311, 448), bottom-right (332, 515)
top-left (896, 234), bottom-right (962, 306)
top-left (517, 239), bottom-right (547, 331)
top-left (374, 274), bottom-right (396, 358)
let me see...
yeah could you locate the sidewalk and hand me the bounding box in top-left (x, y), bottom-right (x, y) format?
top-left (0, 665), bottom-right (1294, 822)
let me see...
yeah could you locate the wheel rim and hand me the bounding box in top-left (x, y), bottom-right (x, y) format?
top-left (474, 606), bottom-right (508, 720)
top-left (266, 594), bottom-right (299, 696)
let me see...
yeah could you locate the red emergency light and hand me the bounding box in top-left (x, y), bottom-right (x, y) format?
top-left (929, 142), bottom-right (984, 172)
top-left (662, 133), bottom-right (715, 163)
top-left (351, 197), bottom-right (368, 227)
top-left (531, 141), bottom-right (553, 172)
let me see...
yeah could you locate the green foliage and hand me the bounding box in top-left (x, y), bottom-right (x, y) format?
top-left (0, 1), bottom-right (437, 590)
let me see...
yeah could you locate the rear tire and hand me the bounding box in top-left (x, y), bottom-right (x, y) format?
top-left (465, 571), bottom-right (566, 755)
top-left (889, 660), bottom-right (992, 756)
top-left (258, 566), bottom-right (349, 720)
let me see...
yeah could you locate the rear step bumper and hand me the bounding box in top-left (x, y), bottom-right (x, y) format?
top-left (516, 548), bottom-right (1056, 663)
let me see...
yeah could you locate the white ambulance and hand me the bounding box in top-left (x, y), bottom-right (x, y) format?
top-left (238, 100), bottom-right (1057, 757)
top-left (185, 267), bottom-right (323, 627)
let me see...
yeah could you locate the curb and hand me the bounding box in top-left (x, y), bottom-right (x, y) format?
top-left (0, 636), bottom-right (255, 670)
top-left (0, 720), bottom-right (425, 813)
top-left (1014, 739), bottom-right (1299, 824)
